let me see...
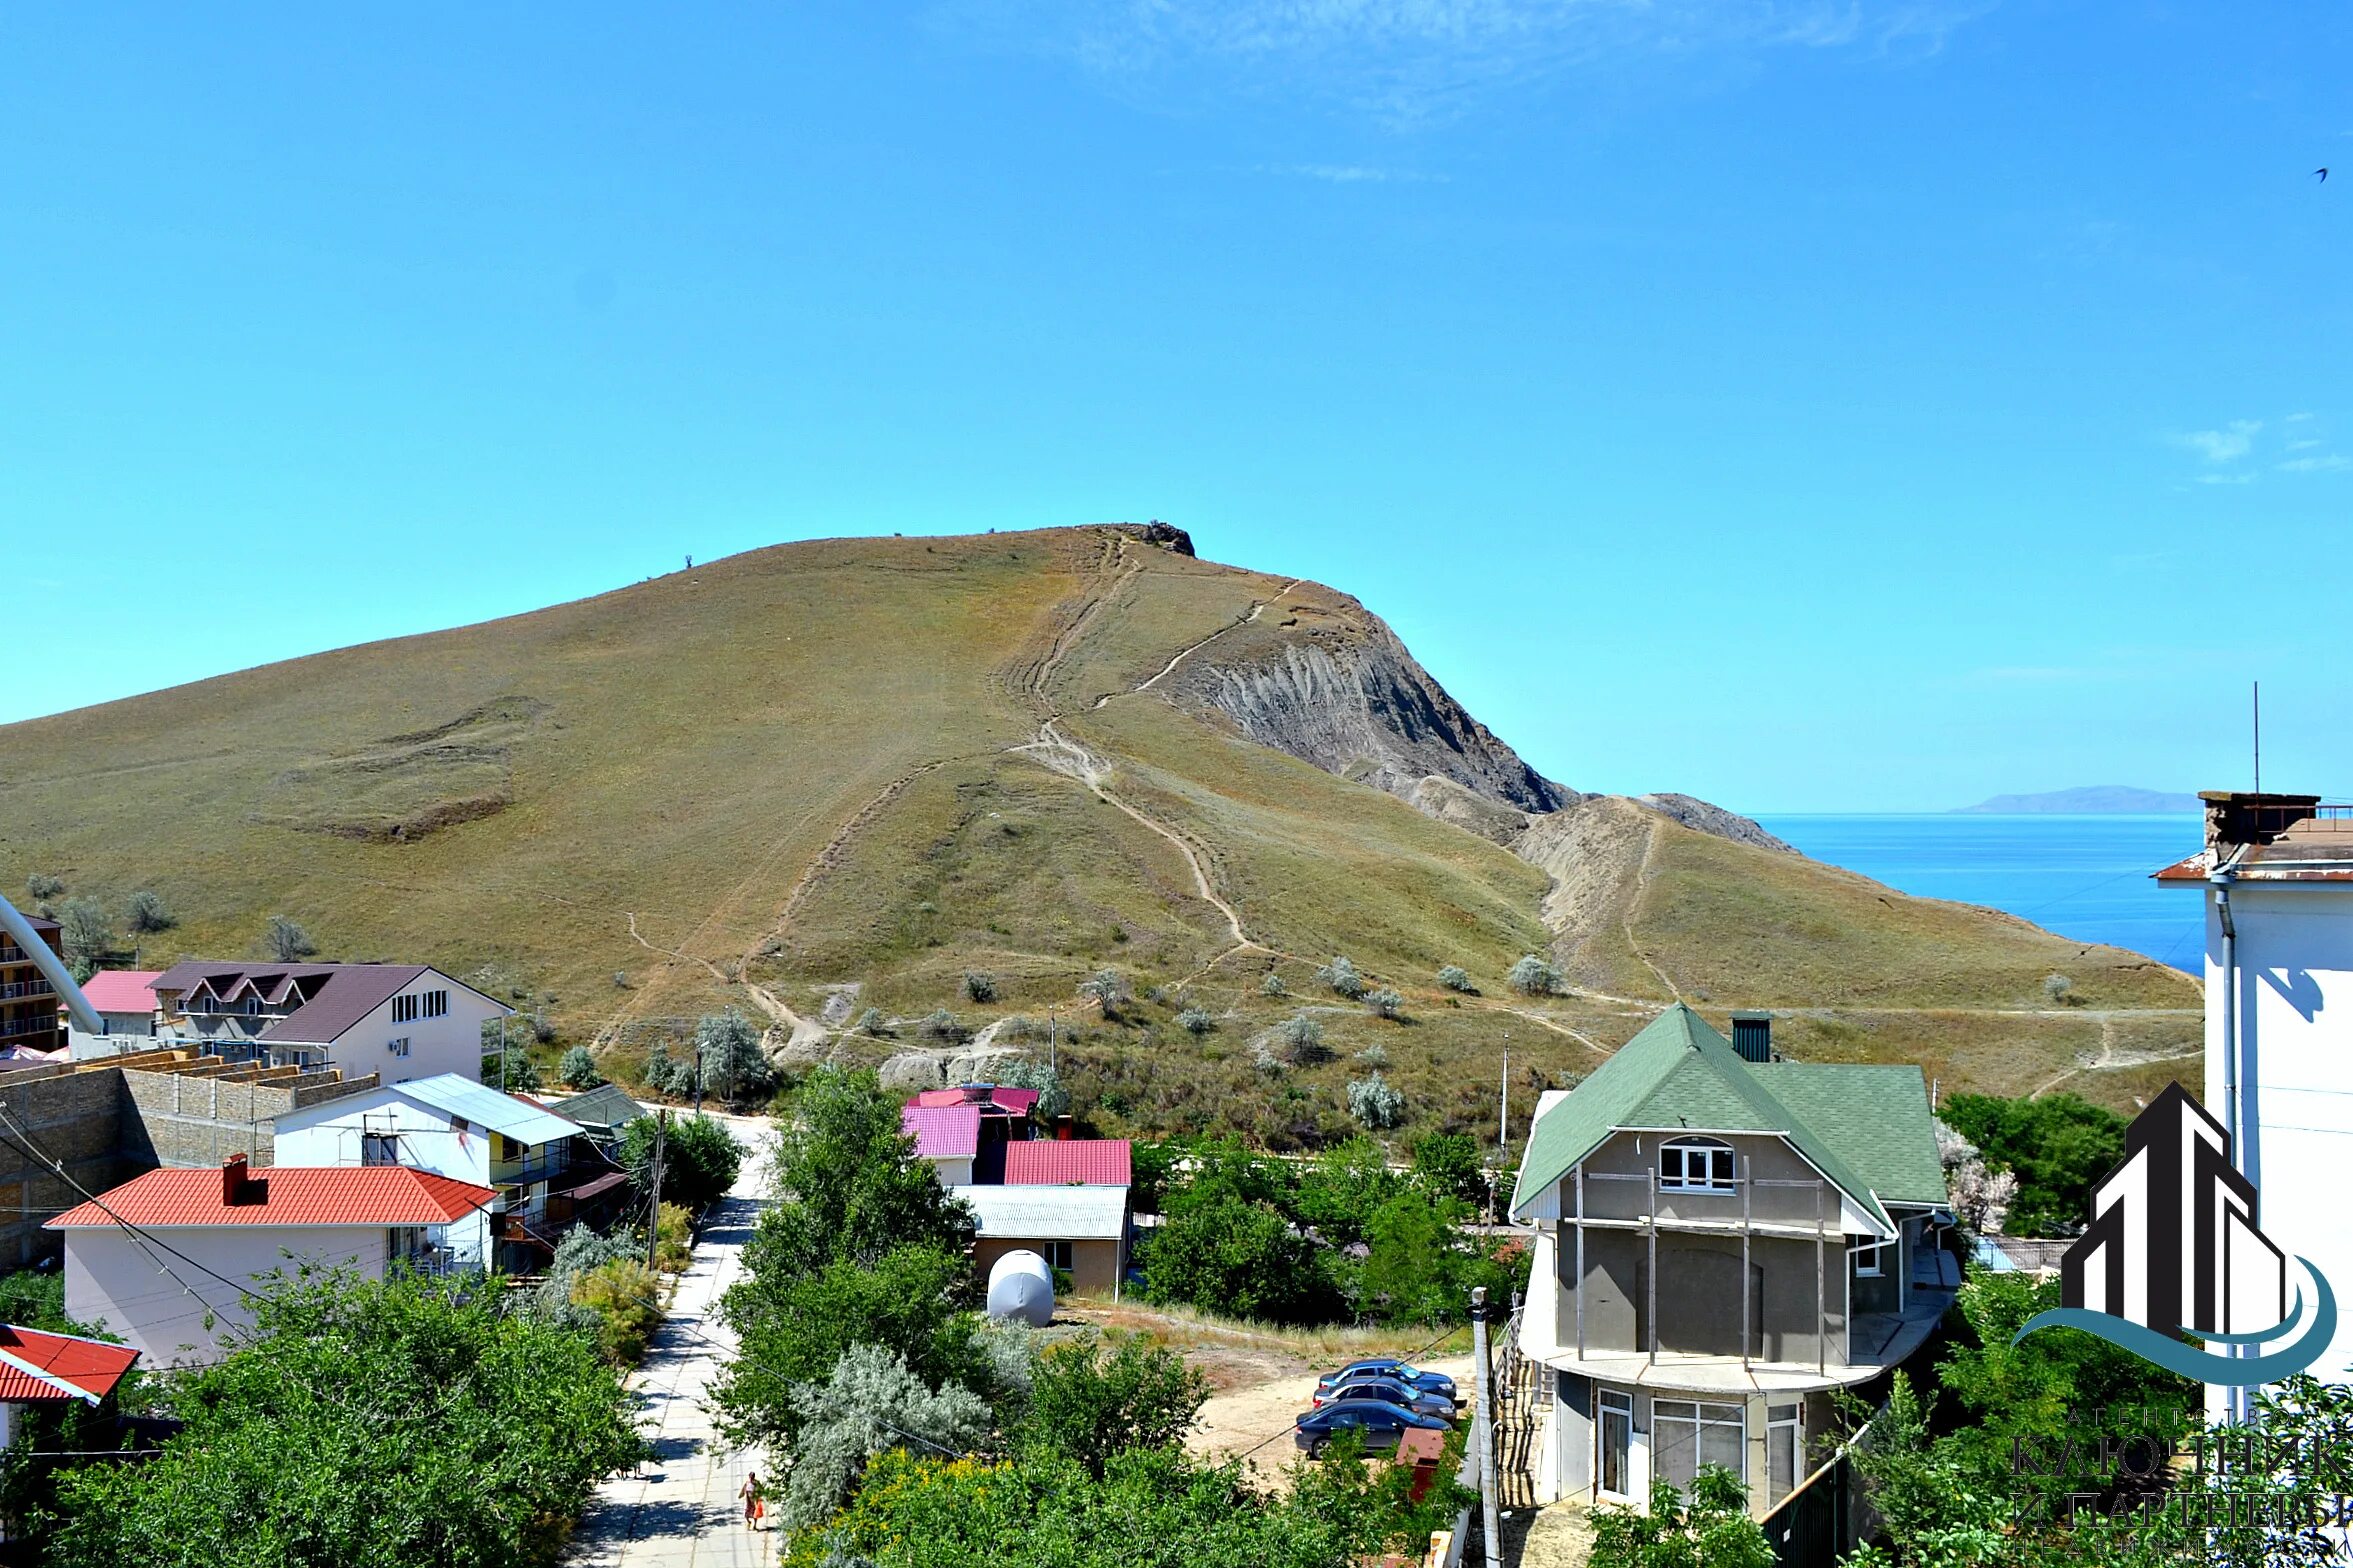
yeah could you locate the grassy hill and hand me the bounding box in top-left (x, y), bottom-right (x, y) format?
top-left (0, 525), bottom-right (2201, 1143)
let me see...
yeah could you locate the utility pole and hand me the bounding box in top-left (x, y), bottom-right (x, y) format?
top-left (644, 1109), bottom-right (669, 1270)
top-left (498, 1014), bottom-right (509, 1090)
top-left (1498, 1034), bottom-right (1511, 1155)
top-left (692, 1035), bottom-right (705, 1117)
top-left (1472, 1285), bottom-right (1502, 1568)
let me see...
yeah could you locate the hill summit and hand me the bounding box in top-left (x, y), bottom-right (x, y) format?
top-left (0, 525), bottom-right (2198, 1141)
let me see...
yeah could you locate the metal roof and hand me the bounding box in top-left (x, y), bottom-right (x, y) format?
top-left (274, 1072), bottom-right (584, 1148)
top-left (551, 1082), bottom-right (651, 1131)
top-left (47, 1166), bottom-right (494, 1230)
top-left (147, 962), bottom-right (510, 1042)
top-left (952, 1184), bottom-right (1128, 1243)
top-left (0, 1325), bottom-right (139, 1404)
top-left (903, 1105), bottom-right (981, 1160)
top-left (79, 970), bottom-right (160, 1014)
top-left (1005, 1139), bottom-right (1131, 1186)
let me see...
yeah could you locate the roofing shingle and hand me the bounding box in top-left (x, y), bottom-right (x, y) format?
top-left (903, 1105), bottom-right (981, 1160)
top-left (45, 1166), bottom-right (495, 1230)
top-left (78, 970), bottom-right (160, 1015)
top-left (0, 1325), bottom-right (139, 1403)
top-left (1005, 1139), bottom-right (1131, 1186)
top-left (952, 1184), bottom-right (1128, 1242)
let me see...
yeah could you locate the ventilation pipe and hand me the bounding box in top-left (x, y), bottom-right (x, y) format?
top-left (0, 892), bottom-right (100, 1036)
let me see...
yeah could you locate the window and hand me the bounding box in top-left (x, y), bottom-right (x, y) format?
top-left (1767, 1403), bottom-right (1802, 1504)
top-left (422, 989), bottom-right (448, 1019)
top-left (362, 1132), bottom-right (400, 1166)
top-left (1659, 1138), bottom-right (1737, 1193)
top-left (388, 1036), bottom-right (411, 1058)
top-left (392, 994), bottom-right (419, 1024)
top-left (1652, 1399), bottom-right (1745, 1493)
top-left (1042, 1241), bottom-right (1075, 1271)
top-left (1597, 1390), bottom-right (1634, 1499)
top-left (1853, 1238), bottom-right (1886, 1278)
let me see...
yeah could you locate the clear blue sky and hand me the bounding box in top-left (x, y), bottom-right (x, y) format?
top-left (6, 3), bottom-right (2349, 811)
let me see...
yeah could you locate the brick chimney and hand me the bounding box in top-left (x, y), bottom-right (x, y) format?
top-left (222, 1153), bottom-right (253, 1206)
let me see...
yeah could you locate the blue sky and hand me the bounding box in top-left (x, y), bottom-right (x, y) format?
top-left (5, 2), bottom-right (2349, 811)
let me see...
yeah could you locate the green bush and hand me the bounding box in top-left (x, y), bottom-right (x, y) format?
top-left (619, 1113), bottom-right (745, 1216)
top-left (1176, 1006), bottom-right (1215, 1036)
top-left (1276, 1013), bottom-right (1327, 1065)
top-left (1315, 956), bottom-right (1367, 999)
top-left (1436, 965), bottom-right (1475, 993)
top-left (263, 913), bottom-right (316, 962)
top-left (573, 1258), bottom-right (664, 1364)
top-left (962, 971), bottom-right (999, 1003)
top-left (1347, 1073), bottom-right (1404, 1130)
top-left (1507, 953), bottom-right (1563, 996)
top-left (24, 874), bottom-right (64, 902)
top-left (1259, 971), bottom-right (1288, 997)
top-left (1362, 988), bottom-right (1404, 1020)
top-left (558, 1045), bottom-right (604, 1089)
top-left (125, 889), bottom-right (175, 935)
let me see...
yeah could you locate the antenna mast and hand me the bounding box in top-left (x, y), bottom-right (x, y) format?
top-left (2253, 680), bottom-right (2262, 799)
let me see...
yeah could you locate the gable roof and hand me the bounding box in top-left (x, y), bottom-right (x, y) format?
top-left (79, 970), bottom-right (160, 1015)
top-left (1005, 1139), bottom-right (1131, 1186)
top-left (551, 1082), bottom-right (650, 1132)
top-left (903, 1105), bottom-right (981, 1161)
top-left (46, 1166), bottom-right (494, 1230)
top-left (909, 1085), bottom-right (1040, 1116)
top-left (0, 1325), bottom-right (139, 1404)
top-left (147, 962), bottom-right (509, 1043)
top-left (272, 1072), bottom-right (583, 1147)
top-left (1509, 1006), bottom-right (1940, 1232)
top-left (1743, 1062), bottom-right (1948, 1208)
top-left (952, 1184), bottom-right (1128, 1242)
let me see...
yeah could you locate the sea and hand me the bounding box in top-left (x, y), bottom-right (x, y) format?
top-left (1750, 814), bottom-right (2208, 974)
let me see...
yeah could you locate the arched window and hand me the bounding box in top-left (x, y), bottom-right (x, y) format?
top-left (1660, 1137), bottom-right (1737, 1193)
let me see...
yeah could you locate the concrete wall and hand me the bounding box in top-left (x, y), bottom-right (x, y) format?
top-left (329, 985), bottom-right (504, 1086)
top-left (62, 1223), bottom-right (390, 1366)
top-left (0, 1068), bottom-right (134, 1267)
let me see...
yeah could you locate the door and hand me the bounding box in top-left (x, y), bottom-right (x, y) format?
top-left (1597, 1389), bottom-right (1633, 1500)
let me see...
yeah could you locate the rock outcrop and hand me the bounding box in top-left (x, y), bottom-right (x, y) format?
top-left (1630, 793), bottom-right (1795, 854)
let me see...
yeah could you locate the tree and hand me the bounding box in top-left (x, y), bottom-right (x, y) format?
top-left (994, 1056), bottom-right (1070, 1119)
top-left (962, 971), bottom-right (998, 1002)
top-left (125, 889), bottom-right (175, 934)
top-left (1935, 1119), bottom-right (2015, 1236)
top-left (619, 1113), bottom-right (745, 1216)
top-left (1315, 956), bottom-right (1367, 999)
top-left (1508, 953), bottom-right (1564, 996)
top-left (481, 1050), bottom-right (541, 1092)
top-left (1347, 1073), bottom-right (1404, 1130)
top-left (1019, 1334), bottom-right (1210, 1476)
top-left (773, 1345), bottom-right (992, 1533)
top-left (1078, 968), bottom-right (1130, 1020)
top-left (1138, 1196), bottom-right (1333, 1324)
top-left (1362, 988), bottom-right (1404, 1020)
top-left (750, 1066), bottom-right (973, 1279)
top-left (1436, 965), bottom-right (1475, 993)
top-left (1411, 1132), bottom-right (1487, 1206)
top-left (695, 1009), bottom-right (772, 1105)
top-left (56, 899), bottom-right (112, 979)
top-left (2042, 972), bottom-right (2074, 1005)
top-left (40, 1269), bottom-right (642, 1568)
top-left (558, 1045), bottom-right (604, 1089)
top-left (1937, 1093), bottom-right (2124, 1237)
top-left (263, 914), bottom-right (316, 962)
top-left (1592, 1471), bottom-right (1774, 1568)
top-left (1276, 1012), bottom-right (1328, 1065)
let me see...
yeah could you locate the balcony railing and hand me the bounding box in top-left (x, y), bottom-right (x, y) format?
top-left (0, 978), bottom-right (56, 1003)
top-left (0, 1014), bottom-right (59, 1041)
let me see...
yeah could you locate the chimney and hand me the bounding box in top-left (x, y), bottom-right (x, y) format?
top-left (1730, 1011), bottom-right (1774, 1064)
top-left (221, 1153), bottom-right (252, 1206)
top-left (2202, 791), bottom-right (2322, 856)
top-left (1054, 1114), bottom-right (1075, 1141)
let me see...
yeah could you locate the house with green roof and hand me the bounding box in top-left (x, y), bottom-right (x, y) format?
top-left (1508, 1005), bottom-right (1954, 1527)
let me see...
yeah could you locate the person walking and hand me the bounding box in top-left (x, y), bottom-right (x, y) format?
top-left (740, 1468), bottom-right (765, 1531)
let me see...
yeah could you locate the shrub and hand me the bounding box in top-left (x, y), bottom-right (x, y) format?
top-left (1315, 956), bottom-right (1367, 999)
top-left (697, 1009), bottom-right (773, 1104)
top-left (962, 971), bottom-right (999, 1003)
top-left (1591, 1471), bottom-right (1773, 1568)
top-left (56, 899), bottom-right (113, 978)
top-left (1259, 971), bottom-right (1287, 997)
top-left (919, 1008), bottom-right (963, 1043)
top-left (125, 889), bottom-right (175, 935)
top-left (612, 970), bottom-right (630, 988)
top-left (1138, 1197), bottom-right (1336, 1324)
top-left (854, 1007), bottom-right (889, 1036)
top-left (775, 1345), bottom-right (990, 1532)
top-left (994, 1057), bottom-right (1070, 1119)
top-left (263, 914), bottom-right (317, 962)
top-left (1276, 1013), bottom-right (1328, 1066)
top-left (1508, 953), bottom-right (1564, 996)
top-left (572, 1258), bottom-right (664, 1364)
top-left (1019, 1335), bottom-right (1210, 1476)
top-left (24, 874), bottom-right (64, 902)
top-left (1077, 969), bottom-right (1130, 1020)
top-left (1355, 1043), bottom-right (1389, 1070)
top-left (1436, 965), bottom-right (1474, 993)
top-left (2042, 972), bottom-right (2075, 1005)
top-left (1176, 1007), bottom-right (1215, 1036)
top-left (482, 1050), bottom-right (543, 1092)
top-left (1363, 988), bottom-right (1404, 1020)
top-left (1348, 1073), bottom-right (1405, 1130)
top-left (1250, 1040), bottom-right (1284, 1076)
top-left (558, 1045), bottom-right (604, 1089)
top-left (653, 1202), bottom-right (694, 1273)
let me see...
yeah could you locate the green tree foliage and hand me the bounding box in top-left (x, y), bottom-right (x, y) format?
top-left (1139, 1196), bottom-right (1335, 1325)
top-left (1411, 1132), bottom-right (1487, 1206)
top-left (481, 1050), bottom-right (542, 1092)
top-left (571, 1258), bottom-right (663, 1364)
top-left (774, 1345), bottom-right (992, 1533)
top-left (695, 1008), bottom-right (772, 1105)
top-left (1347, 1072), bottom-right (1404, 1129)
top-left (41, 1269), bottom-right (641, 1568)
top-left (1436, 965), bottom-right (1475, 993)
top-left (263, 913), bottom-right (316, 962)
top-left (618, 1113), bottom-right (745, 1217)
top-left (962, 971), bottom-right (998, 1003)
top-left (557, 1045), bottom-right (604, 1089)
top-left (755, 1066), bottom-right (972, 1273)
top-left (125, 889), bottom-right (175, 934)
top-left (1507, 953), bottom-right (1564, 996)
top-left (56, 899), bottom-right (113, 979)
top-left (1592, 1470), bottom-right (1774, 1568)
top-left (1315, 955), bottom-right (1367, 999)
top-left (0, 1267), bottom-right (73, 1333)
top-left (1937, 1093), bottom-right (2126, 1237)
top-left (1020, 1334), bottom-right (1209, 1477)
top-left (994, 1056), bottom-right (1070, 1119)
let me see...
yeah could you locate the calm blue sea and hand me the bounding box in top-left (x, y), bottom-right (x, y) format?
top-left (1750, 814), bottom-right (2207, 974)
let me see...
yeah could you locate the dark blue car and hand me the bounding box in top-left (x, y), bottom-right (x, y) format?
top-left (1294, 1398), bottom-right (1452, 1457)
top-left (1312, 1377), bottom-right (1457, 1420)
top-left (1314, 1359), bottom-right (1458, 1403)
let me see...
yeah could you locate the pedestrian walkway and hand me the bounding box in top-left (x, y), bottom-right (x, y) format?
top-left (568, 1115), bottom-right (774, 1567)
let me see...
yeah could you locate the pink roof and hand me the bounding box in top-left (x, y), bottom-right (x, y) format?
top-left (0, 1325), bottom-right (139, 1404)
top-left (902, 1105), bottom-right (981, 1161)
top-left (79, 971), bottom-right (159, 1014)
top-left (905, 1085), bottom-right (1042, 1117)
top-left (1005, 1139), bottom-right (1132, 1186)
top-left (46, 1166), bottom-right (495, 1230)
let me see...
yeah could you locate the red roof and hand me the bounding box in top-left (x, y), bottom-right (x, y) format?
top-left (0, 1324), bottom-right (139, 1403)
top-left (46, 1166), bottom-right (495, 1230)
top-left (1005, 1139), bottom-right (1131, 1186)
top-left (903, 1105), bottom-right (981, 1160)
top-left (907, 1085), bottom-right (1041, 1116)
top-left (79, 970), bottom-right (160, 1014)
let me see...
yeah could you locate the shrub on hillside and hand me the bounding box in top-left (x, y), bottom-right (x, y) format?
top-left (854, 1007), bottom-right (890, 1036)
top-left (1250, 1040), bottom-right (1284, 1076)
top-left (1508, 953), bottom-right (1564, 996)
top-left (1259, 971), bottom-right (1288, 997)
top-left (697, 1008), bottom-right (773, 1104)
top-left (1348, 1073), bottom-right (1405, 1130)
top-left (1363, 988), bottom-right (1404, 1020)
top-left (1355, 1043), bottom-right (1389, 1070)
top-left (24, 874), bottom-right (64, 902)
top-left (263, 914), bottom-right (316, 962)
top-left (1276, 1013), bottom-right (1328, 1066)
top-left (1315, 956), bottom-right (1367, 999)
top-left (1176, 1006), bottom-right (1215, 1036)
top-left (919, 1008), bottom-right (964, 1043)
top-left (1078, 969), bottom-right (1130, 1020)
top-left (1436, 965), bottom-right (1475, 993)
top-left (2042, 972), bottom-right (2076, 1005)
top-left (125, 889), bottom-right (175, 935)
top-left (962, 971), bottom-right (998, 1003)
top-left (558, 1045), bottom-right (604, 1089)
top-left (56, 899), bottom-right (113, 979)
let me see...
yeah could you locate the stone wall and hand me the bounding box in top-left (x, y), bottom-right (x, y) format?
top-left (0, 1065), bottom-right (136, 1267)
top-left (116, 1066), bottom-right (378, 1172)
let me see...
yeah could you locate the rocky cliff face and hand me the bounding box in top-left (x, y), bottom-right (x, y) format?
top-left (1631, 793), bottom-right (1794, 854)
top-left (1174, 610), bottom-right (1572, 818)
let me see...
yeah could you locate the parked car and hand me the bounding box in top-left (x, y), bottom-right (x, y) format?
top-left (1314, 1359), bottom-right (1458, 1402)
top-left (1311, 1377), bottom-right (1456, 1419)
top-left (1294, 1398), bottom-right (1453, 1457)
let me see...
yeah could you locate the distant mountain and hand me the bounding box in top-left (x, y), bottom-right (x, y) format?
top-left (1955, 786), bottom-right (2202, 815)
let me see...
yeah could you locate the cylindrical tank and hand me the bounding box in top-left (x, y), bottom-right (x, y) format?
top-left (985, 1248), bottom-right (1055, 1327)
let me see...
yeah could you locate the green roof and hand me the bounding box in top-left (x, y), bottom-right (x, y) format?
top-left (1508, 1006), bottom-right (1945, 1232)
top-left (551, 1082), bottom-right (650, 1131)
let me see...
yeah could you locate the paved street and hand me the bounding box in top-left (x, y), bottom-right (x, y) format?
top-left (569, 1114), bottom-right (775, 1567)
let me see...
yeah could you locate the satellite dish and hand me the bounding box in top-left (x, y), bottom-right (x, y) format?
top-left (985, 1249), bottom-right (1055, 1327)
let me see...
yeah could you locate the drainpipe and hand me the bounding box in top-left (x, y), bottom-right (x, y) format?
top-left (2213, 872), bottom-right (2244, 1422)
top-left (0, 893), bottom-right (101, 1036)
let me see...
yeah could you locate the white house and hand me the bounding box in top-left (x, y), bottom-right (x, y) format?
top-left (66, 969), bottom-right (162, 1058)
top-left (145, 962), bottom-right (509, 1084)
top-left (272, 1073), bottom-right (606, 1268)
top-left (2157, 792), bottom-right (2353, 1418)
top-left (47, 1155), bottom-right (494, 1365)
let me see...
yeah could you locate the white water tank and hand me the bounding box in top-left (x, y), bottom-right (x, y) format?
top-left (985, 1249), bottom-right (1055, 1327)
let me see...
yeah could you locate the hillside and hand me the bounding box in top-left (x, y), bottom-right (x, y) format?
top-left (0, 525), bottom-right (2200, 1142)
top-left (1956, 786), bottom-right (2202, 814)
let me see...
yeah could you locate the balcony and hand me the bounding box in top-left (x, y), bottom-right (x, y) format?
top-left (0, 978), bottom-right (55, 1003)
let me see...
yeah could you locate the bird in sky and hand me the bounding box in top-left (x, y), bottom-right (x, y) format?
top-left (2318, 167), bottom-right (2331, 183)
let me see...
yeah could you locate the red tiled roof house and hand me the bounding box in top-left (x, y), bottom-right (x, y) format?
top-left (0, 1323), bottom-right (139, 1450)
